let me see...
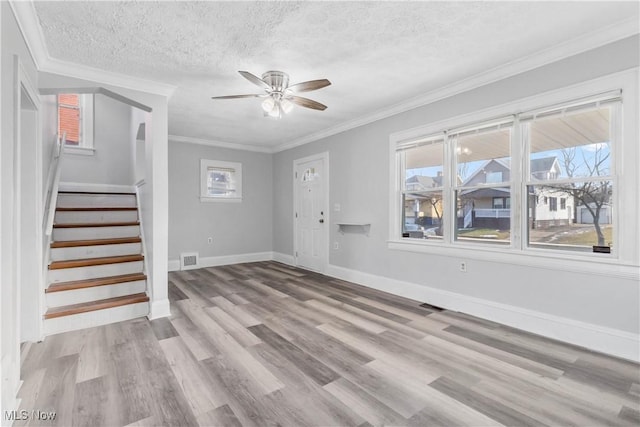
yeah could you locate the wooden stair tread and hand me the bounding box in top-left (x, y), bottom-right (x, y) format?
top-left (53, 221), bottom-right (140, 228)
top-left (51, 237), bottom-right (142, 248)
top-left (44, 293), bottom-right (149, 319)
top-left (46, 273), bottom-right (147, 293)
top-left (56, 207), bottom-right (138, 211)
top-left (58, 191), bottom-right (136, 195)
top-left (49, 254), bottom-right (144, 270)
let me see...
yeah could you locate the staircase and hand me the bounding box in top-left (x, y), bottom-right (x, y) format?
top-left (44, 190), bottom-right (149, 335)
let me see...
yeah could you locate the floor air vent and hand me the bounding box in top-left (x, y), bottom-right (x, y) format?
top-left (180, 252), bottom-right (199, 270)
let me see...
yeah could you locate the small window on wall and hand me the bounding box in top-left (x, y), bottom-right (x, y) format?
top-left (58, 94), bottom-right (94, 154)
top-left (200, 159), bottom-right (242, 202)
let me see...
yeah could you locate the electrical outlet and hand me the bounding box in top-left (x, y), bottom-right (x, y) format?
top-left (460, 261), bottom-right (467, 273)
top-left (333, 241), bottom-right (340, 250)
top-left (207, 237), bottom-right (213, 244)
top-left (334, 203), bottom-right (341, 212)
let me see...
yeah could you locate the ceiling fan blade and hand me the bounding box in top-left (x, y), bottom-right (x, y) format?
top-left (211, 94), bottom-right (267, 99)
top-left (288, 79), bottom-right (331, 93)
top-left (238, 71), bottom-right (272, 91)
top-left (287, 95), bottom-right (327, 111)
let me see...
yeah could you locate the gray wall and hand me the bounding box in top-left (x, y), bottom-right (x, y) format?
top-left (273, 35), bottom-right (640, 334)
top-left (61, 94), bottom-right (135, 186)
top-left (168, 141), bottom-right (273, 262)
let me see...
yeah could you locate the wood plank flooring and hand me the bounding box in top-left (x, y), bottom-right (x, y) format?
top-left (16, 261), bottom-right (640, 426)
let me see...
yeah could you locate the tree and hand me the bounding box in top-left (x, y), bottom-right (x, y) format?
top-left (429, 196), bottom-right (444, 236)
top-left (547, 143), bottom-right (611, 246)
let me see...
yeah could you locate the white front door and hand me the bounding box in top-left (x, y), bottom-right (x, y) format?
top-left (294, 156), bottom-right (326, 272)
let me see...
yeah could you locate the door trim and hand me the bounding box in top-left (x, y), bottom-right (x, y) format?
top-left (293, 152), bottom-right (329, 273)
top-left (14, 56), bottom-right (43, 343)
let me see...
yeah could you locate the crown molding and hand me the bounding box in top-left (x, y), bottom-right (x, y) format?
top-left (169, 135), bottom-right (273, 154)
top-left (9, 0), bottom-right (177, 98)
top-left (42, 57), bottom-right (177, 98)
top-left (272, 17), bottom-right (639, 153)
top-left (10, 0), bottom-right (637, 151)
top-left (8, 1), bottom-right (47, 68)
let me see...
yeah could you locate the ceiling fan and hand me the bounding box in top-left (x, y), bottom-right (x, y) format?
top-left (211, 71), bottom-right (331, 118)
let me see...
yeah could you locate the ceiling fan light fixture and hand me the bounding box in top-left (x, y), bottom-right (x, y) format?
top-left (212, 70), bottom-right (331, 118)
top-left (281, 98), bottom-right (294, 114)
top-left (261, 97), bottom-right (275, 113)
top-left (268, 101), bottom-right (282, 118)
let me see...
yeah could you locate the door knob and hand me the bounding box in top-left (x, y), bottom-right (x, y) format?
top-left (319, 219), bottom-right (324, 223)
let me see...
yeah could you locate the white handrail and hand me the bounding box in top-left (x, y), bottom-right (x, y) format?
top-left (44, 133), bottom-right (66, 236)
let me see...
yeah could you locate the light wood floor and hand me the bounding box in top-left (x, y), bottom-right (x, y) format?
top-left (17, 261), bottom-right (640, 426)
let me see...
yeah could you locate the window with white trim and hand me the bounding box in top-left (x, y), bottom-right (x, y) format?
top-left (524, 100), bottom-right (616, 252)
top-left (393, 92), bottom-right (622, 256)
top-left (58, 94), bottom-right (94, 153)
top-left (452, 119), bottom-right (513, 245)
top-left (399, 135), bottom-right (445, 240)
top-left (200, 159), bottom-right (242, 202)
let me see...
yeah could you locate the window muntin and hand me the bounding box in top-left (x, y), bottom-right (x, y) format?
top-left (526, 103), bottom-right (615, 252)
top-left (200, 159), bottom-right (242, 202)
top-left (453, 124), bottom-right (512, 245)
top-left (399, 136), bottom-right (445, 240)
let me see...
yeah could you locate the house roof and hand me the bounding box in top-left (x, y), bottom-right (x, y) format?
top-left (406, 175), bottom-right (442, 190)
top-left (531, 157), bottom-right (557, 173)
top-left (460, 155), bottom-right (558, 187)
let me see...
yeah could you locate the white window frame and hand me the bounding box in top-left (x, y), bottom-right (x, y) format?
top-left (450, 117), bottom-right (514, 246)
top-left (200, 159), bottom-right (242, 203)
top-left (397, 134), bottom-right (446, 241)
top-left (388, 69), bottom-right (639, 278)
top-left (59, 93), bottom-right (95, 156)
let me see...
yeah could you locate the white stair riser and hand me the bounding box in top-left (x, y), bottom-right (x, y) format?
top-left (55, 210), bottom-right (138, 224)
top-left (53, 225), bottom-right (140, 241)
top-left (50, 243), bottom-right (142, 262)
top-left (49, 261), bottom-right (143, 283)
top-left (57, 193), bottom-right (137, 208)
top-left (44, 302), bottom-right (149, 336)
top-left (46, 280), bottom-right (147, 307)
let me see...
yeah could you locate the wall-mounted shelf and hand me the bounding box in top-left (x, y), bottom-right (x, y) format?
top-left (336, 223), bottom-right (371, 236)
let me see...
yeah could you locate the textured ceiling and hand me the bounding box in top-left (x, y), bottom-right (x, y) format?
top-left (34, 1), bottom-right (638, 149)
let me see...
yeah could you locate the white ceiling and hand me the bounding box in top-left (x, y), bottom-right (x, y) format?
top-left (33, 1), bottom-right (638, 150)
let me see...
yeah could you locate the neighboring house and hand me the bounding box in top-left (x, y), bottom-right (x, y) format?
top-left (457, 156), bottom-right (574, 230)
top-left (404, 174), bottom-right (443, 228)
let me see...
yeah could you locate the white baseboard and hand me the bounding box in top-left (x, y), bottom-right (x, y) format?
top-left (168, 259), bottom-right (180, 272)
top-left (272, 252), bottom-right (295, 266)
top-left (168, 251), bottom-right (274, 272)
top-left (326, 264), bottom-right (640, 363)
top-left (59, 182), bottom-right (135, 193)
top-left (149, 298), bottom-right (171, 320)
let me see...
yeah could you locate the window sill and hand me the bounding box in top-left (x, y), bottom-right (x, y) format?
top-left (64, 146), bottom-right (95, 156)
top-left (387, 239), bottom-right (638, 280)
top-left (200, 197), bottom-right (242, 203)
